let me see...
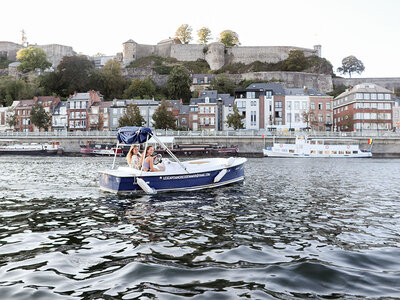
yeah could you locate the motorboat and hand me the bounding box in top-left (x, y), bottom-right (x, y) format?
top-left (99, 127), bottom-right (247, 194)
top-left (263, 135), bottom-right (372, 158)
top-left (80, 142), bottom-right (123, 156)
top-left (0, 142), bottom-right (63, 155)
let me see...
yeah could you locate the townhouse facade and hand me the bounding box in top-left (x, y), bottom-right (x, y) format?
top-left (333, 83), bottom-right (394, 132)
top-left (67, 91), bottom-right (102, 131)
top-left (393, 99), bottom-right (400, 131)
top-left (234, 83), bottom-right (333, 131)
top-left (109, 99), bottom-right (160, 130)
top-left (188, 91), bottom-right (234, 131)
top-left (0, 101), bottom-right (19, 132)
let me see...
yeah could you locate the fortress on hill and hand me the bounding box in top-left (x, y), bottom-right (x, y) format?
top-left (122, 38), bottom-right (322, 70)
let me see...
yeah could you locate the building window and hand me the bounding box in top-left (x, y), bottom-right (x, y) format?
top-left (193, 114), bottom-right (198, 121)
top-left (318, 102), bottom-right (323, 110)
top-left (326, 114), bottom-right (331, 123)
top-left (265, 91), bottom-right (272, 99)
top-left (294, 102), bottom-right (299, 110)
top-left (246, 92), bottom-right (256, 99)
top-left (286, 101), bottom-right (292, 110)
top-left (356, 93), bottom-right (363, 100)
top-left (200, 107), bottom-right (204, 113)
top-left (378, 94), bottom-right (384, 100)
top-left (384, 103), bottom-right (391, 109)
top-left (311, 102), bottom-right (315, 110)
top-left (385, 94), bottom-right (391, 100)
top-left (364, 93), bottom-right (370, 100)
top-left (318, 114), bottom-right (323, 122)
top-left (326, 102), bottom-right (331, 110)
top-left (251, 111), bottom-right (257, 126)
top-left (275, 101), bottom-right (282, 108)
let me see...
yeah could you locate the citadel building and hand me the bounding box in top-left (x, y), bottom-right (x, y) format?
top-left (122, 38), bottom-right (322, 70)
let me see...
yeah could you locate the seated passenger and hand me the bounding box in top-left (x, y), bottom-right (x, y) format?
top-left (126, 145), bottom-right (141, 169)
top-left (140, 146), bottom-right (162, 172)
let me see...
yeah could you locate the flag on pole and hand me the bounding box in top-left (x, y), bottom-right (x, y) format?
top-left (368, 138), bottom-right (373, 144)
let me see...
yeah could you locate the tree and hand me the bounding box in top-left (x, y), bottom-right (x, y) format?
top-left (209, 74), bottom-right (236, 95)
top-left (197, 27), bottom-right (212, 44)
top-left (301, 110), bottom-right (315, 130)
top-left (152, 100), bottom-right (177, 129)
top-left (6, 109), bottom-right (17, 128)
top-left (226, 105), bottom-right (244, 130)
top-left (123, 77), bottom-right (156, 99)
top-left (337, 55), bottom-right (365, 78)
top-left (118, 104), bottom-right (145, 127)
top-left (92, 59), bottom-right (128, 99)
top-left (175, 24), bottom-right (193, 44)
top-left (282, 50), bottom-right (309, 72)
top-left (167, 66), bottom-right (191, 103)
top-left (57, 55), bottom-right (94, 96)
top-left (30, 104), bottom-right (51, 131)
top-left (16, 46), bottom-right (51, 73)
top-left (0, 76), bottom-right (30, 106)
top-left (219, 30), bottom-right (240, 47)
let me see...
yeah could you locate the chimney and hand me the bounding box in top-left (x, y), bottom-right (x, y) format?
top-left (303, 86), bottom-right (308, 94)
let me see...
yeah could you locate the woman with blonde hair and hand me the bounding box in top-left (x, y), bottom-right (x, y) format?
top-left (126, 145), bottom-right (141, 169)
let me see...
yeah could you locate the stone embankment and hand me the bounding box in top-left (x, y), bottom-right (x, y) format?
top-left (1, 135), bottom-right (399, 158)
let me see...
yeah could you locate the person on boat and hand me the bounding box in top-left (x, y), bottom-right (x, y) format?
top-left (140, 145), bottom-right (162, 172)
top-left (126, 145), bottom-right (141, 169)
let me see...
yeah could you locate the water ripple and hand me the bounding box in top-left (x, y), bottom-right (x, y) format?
top-left (1, 156), bottom-right (400, 299)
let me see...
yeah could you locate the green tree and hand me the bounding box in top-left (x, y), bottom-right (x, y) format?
top-left (337, 55), bottom-right (365, 78)
top-left (57, 55), bottom-right (94, 96)
top-left (282, 50), bottom-right (309, 72)
top-left (219, 30), bottom-right (240, 47)
top-left (118, 104), bottom-right (146, 127)
top-left (175, 24), bottom-right (193, 44)
top-left (167, 66), bottom-right (191, 103)
top-left (6, 109), bottom-right (17, 128)
top-left (197, 27), bottom-right (212, 44)
top-left (152, 100), bottom-right (177, 129)
top-left (124, 77), bottom-right (156, 99)
top-left (92, 59), bottom-right (128, 99)
top-left (226, 105), bottom-right (244, 130)
top-left (16, 46), bottom-right (51, 73)
top-left (0, 76), bottom-right (31, 106)
top-left (209, 74), bottom-right (236, 95)
top-left (30, 103), bottom-right (51, 131)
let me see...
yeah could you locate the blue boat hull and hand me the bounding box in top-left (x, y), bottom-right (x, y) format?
top-left (99, 163), bottom-right (245, 193)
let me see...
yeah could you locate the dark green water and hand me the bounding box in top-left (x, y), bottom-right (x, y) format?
top-left (1, 156), bottom-right (400, 299)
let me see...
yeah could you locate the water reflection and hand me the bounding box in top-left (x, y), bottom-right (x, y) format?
top-left (1, 156), bottom-right (400, 298)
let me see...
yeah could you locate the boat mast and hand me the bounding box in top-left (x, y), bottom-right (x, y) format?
top-left (111, 140), bottom-right (119, 169)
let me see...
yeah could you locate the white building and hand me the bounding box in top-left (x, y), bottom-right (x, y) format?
top-left (0, 101), bottom-right (19, 132)
top-left (52, 102), bottom-right (68, 132)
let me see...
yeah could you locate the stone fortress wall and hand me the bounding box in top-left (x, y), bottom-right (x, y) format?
top-left (0, 41), bottom-right (73, 69)
top-left (0, 41), bottom-right (23, 60)
top-left (122, 39), bottom-right (321, 70)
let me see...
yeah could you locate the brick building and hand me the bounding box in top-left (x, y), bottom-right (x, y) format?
top-left (333, 83), bottom-right (394, 132)
top-left (67, 91), bottom-right (102, 131)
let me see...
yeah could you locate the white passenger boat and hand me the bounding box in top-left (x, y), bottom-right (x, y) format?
top-left (263, 136), bottom-right (372, 158)
top-left (0, 142), bottom-right (63, 155)
top-left (99, 127), bottom-right (247, 194)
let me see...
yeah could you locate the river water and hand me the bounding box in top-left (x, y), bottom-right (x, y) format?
top-left (0, 156), bottom-right (400, 299)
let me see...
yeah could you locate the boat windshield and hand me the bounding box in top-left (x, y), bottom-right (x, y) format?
top-left (117, 127), bottom-right (153, 144)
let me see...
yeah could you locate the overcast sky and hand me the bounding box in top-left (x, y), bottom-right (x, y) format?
top-left (2, 0), bottom-right (399, 78)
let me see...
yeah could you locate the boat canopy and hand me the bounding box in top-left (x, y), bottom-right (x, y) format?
top-left (117, 127), bottom-right (153, 144)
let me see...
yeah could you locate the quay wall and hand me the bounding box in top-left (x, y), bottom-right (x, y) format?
top-left (2, 136), bottom-right (400, 157)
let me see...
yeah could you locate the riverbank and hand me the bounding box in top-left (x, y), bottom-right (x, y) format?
top-left (1, 134), bottom-right (400, 157)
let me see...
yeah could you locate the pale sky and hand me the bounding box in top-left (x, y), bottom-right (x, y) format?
top-left (2, 0), bottom-right (399, 78)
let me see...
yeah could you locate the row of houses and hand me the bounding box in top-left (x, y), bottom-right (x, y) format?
top-left (1, 83), bottom-right (399, 132)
